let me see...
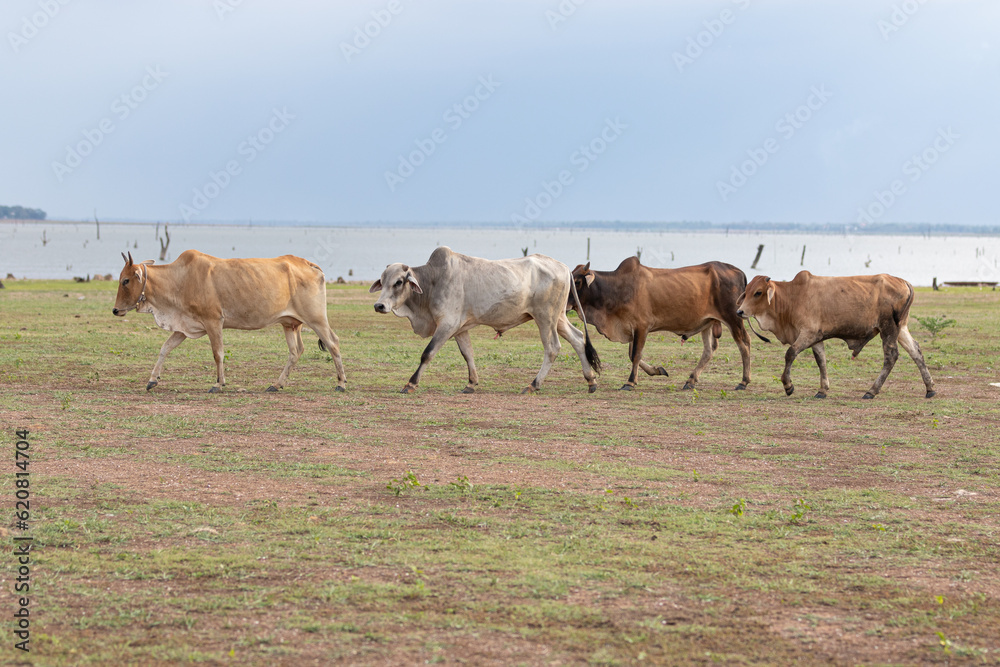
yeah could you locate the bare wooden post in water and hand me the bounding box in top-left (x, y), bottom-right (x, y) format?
top-left (750, 244), bottom-right (764, 270)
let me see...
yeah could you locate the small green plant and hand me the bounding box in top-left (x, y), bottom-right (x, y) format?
top-left (386, 470), bottom-right (423, 496)
top-left (936, 631), bottom-right (952, 654)
top-left (692, 469), bottom-right (699, 482)
top-left (730, 498), bottom-right (746, 517)
top-left (57, 392), bottom-right (72, 411)
top-left (622, 496), bottom-right (639, 510)
top-left (871, 523), bottom-right (887, 532)
top-left (448, 475), bottom-right (474, 493)
top-left (789, 498), bottom-right (811, 524)
top-left (915, 315), bottom-right (956, 341)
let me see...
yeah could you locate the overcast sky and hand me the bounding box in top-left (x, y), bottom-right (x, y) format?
top-left (2, 0), bottom-right (996, 226)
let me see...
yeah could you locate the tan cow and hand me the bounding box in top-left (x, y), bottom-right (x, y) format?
top-left (370, 246), bottom-right (600, 394)
top-left (736, 271), bottom-right (935, 399)
top-left (113, 250), bottom-right (347, 393)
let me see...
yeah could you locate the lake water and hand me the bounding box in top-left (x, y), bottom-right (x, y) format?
top-left (2, 221), bottom-right (998, 287)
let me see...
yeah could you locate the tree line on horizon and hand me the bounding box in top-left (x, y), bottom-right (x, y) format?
top-left (0, 206), bottom-right (46, 220)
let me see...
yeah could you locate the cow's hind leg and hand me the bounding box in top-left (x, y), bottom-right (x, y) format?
top-left (557, 315), bottom-right (598, 393)
top-left (811, 341), bottom-right (830, 398)
top-left (524, 316), bottom-right (561, 394)
top-left (728, 317), bottom-right (753, 391)
top-left (206, 325), bottom-right (227, 393)
top-left (310, 320), bottom-right (347, 392)
top-left (268, 323), bottom-right (305, 392)
top-left (897, 325), bottom-right (936, 398)
top-left (863, 331), bottom-right (900, 399)
top-left (147, 331), bottom-right (187, 391)
top-left (454, 330), bottom-right (479, 394)
top-left (682, 327), bottom-right (717, 390)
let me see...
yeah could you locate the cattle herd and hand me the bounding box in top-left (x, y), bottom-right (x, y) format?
top-left (113, 247), bottom-right (936, 400)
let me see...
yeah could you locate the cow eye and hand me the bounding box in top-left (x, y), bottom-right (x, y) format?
top-left (753, 290), bottom-right (761, 297)
top-left (393, 279), bottom-right (403, 287)
top-left (123, 279), bottom-right (130, 286)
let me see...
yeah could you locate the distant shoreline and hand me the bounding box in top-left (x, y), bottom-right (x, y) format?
top-left (3, 219), bottom-right (999, 236)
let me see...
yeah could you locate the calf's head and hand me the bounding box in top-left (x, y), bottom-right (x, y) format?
top-left (113, 252), bottom-right (150, 316)
top-left (736, 275), bottom-right (775, 319)
top-left (370, 263), bottom-right (422, 314)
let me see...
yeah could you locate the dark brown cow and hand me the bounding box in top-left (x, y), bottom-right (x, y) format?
top-left (570, 257), bottom-right (752, 391)
top-left (735, 271), bottom-right (935, 399)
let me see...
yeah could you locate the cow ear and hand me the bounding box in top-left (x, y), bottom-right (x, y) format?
top-left (584, 272), bottom-right (596, 287)
top-left (766, 283), bottom-right (775, 304)
top-left (369, 279), bottom-right (383, 293)
top-left (141, 260), bottom-right (155, 265)
top-left (406, 273), bottom-right (423, 294)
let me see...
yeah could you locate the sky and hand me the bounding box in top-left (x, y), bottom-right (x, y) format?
top-left (1, 0), bottom-right (997, 226)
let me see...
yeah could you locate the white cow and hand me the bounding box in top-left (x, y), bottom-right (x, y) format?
top-left (370, 247), bottom-right (601, 394)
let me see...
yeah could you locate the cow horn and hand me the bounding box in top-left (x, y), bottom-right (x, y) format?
top-left (128, 251), bottom-right (134, 266)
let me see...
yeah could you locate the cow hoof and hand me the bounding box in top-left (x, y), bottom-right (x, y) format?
top-left (400, 384), bottom-right (417, 394)
top-left (265, 385), bottom-right (279, 393)
top-left (208, 386), bottom-right (221, 394)
top-left (814, 392), bottom-right (827, 399)
top-left (460, 386), bottom-right (475, 394)
top-left (925, 390), bottom-right (936, 399)
top-left (620, 384), bottom-right (634, 391)
top-left (146, 381), bottom-right (158, 391)
top-left (655, 366), bottom-right (669, 377)
top-left (335, 386), bottom-right (346, 393)
top-left (734, 383), bottom-right (747, 391)
top-left (784, 386), bottom-right (794, 396)
top-left (588, 384), bottom-right (598, 394)
top-left (681, 382), bottom-right (695, 391)
top-left (862, 392), bottom-right (876, 400)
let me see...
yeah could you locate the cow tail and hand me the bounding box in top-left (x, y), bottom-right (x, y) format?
top-left (896, 281), bottom-right (915, 327)
top-left (569, 273), bottom-right (601, 374)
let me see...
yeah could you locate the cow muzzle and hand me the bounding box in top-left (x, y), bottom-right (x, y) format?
top-left (374, 302), bottom-right (389, 314)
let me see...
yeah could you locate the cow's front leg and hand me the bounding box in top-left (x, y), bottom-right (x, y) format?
top-left (863, 333), bottom-right (900, 399)
top-left (403, 325), bottom-right (456, 394)
top-left (639, 360), bottom-right (669, 378)
top-left (268, 324), bottom-right (305, 392)
top-left (683, 327), bottom-right (716, 390)
top-left (781, 343), bottom-right (806, 396)
top-left (811, 341), bottom-right (830, 398)
top-left (206, 325), bottom-right (226, 393)
top-left (147, 331), bottom-right (187, 391)
top-left (454, 330), bottom-right (479, 394)
top-left (622, 329), bottom-right (649, 391)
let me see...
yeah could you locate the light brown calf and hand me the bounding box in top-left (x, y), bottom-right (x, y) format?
top-left (736, 271), bottom-right (935, 399)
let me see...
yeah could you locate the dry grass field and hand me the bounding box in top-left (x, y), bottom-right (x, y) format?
top-left (1, 280), bottom-right (998, 665)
